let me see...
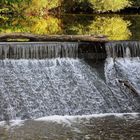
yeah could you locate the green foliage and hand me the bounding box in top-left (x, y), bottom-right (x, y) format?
top-left (133, 0), bottom-right (140, 6)
top-left (89, 0), bottom-right (132, 12)
top-left (0, 0), bottom-right (29, 14)
top-left (89, 16), bottom-right (132, 40)
top-left (0, 0), bottom-right (60, 15)
top-left (62, 0), bottom-right (90, 12)
top-left (0, 8), bottom-right (9, 14)
top-left (0, 8), bottom-right (9, 12)
top-left (0, 14), bottom-right (133, 40)
top-left (25, 0), bottom-right (60, 14)
top-left (0, 0), bottom-right (134, 14)
top-left (0, 16), bottom-right (62, 35)
top-left (65, 15), bottom-right (132, 40)
top-left (1, 0), bottom-right (22, 4)
top-left (62, 0), bottom-right (132, 12)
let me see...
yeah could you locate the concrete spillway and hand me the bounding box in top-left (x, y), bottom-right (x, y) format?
top-left (0, 42), bottom-right (106, 59)
top-left (106, 41), bottom-right (140, 58)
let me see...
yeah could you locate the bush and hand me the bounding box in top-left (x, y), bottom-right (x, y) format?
top-left (89, 0), bottom-right (132, 12)
top-left (0, 0), bottom-right (133, 14)
top-left (0, 16), bottom-right (62, 35)
top-left (0, 0), bottom-right (60, 15)
top-left (66, 16), bottom-right (132, 40)
top-left (63, 0), bottom-right (132, 13)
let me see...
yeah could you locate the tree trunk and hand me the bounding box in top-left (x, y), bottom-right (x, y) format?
top-left (0, 33), bottom-right (108, 42)
top-left (118, 79), bottom-right (140, 96)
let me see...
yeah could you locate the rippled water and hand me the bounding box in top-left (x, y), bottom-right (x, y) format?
top-left (0, 113), bottom-right (140, 140)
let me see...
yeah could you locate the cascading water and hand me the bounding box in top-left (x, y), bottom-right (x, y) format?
top-left (0, 59), bottom-right (119, 120)
top-left (0, 42), bottom-right (79, 59)
top-left (0, 42), bottom-right (106, 60)
top-left (105, 41), bottom-right (140, 114)
top-left (0, 41), bottom-right (139, 121)
top-left (106, 41), bottom-right (140, 58)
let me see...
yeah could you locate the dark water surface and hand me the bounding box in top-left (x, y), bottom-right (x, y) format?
top-left (0, 14), bottom-right (140, 40)
top-left (0, 114), bottom-right (140, 140)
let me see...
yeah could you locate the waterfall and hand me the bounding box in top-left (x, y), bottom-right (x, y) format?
top-left (0, 42), bottom-right (79, 59)
top-left (0, 41), bottom-right (139, 121)
top-left (0, 59), bottom-right (113, 120)
top-left (0, 58), bottom-right (139, 121)
top-left (0, 42), bottom-right (106, 59)
top-left (105, 58), bottom-right (140, 112)
top-left (106, 41), bottom-right (140, 58)
top-left (104, 41), bottom-right (140, 114)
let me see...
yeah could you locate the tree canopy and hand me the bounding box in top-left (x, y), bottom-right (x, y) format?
top-left (0, 0), bottom-right (135, 14)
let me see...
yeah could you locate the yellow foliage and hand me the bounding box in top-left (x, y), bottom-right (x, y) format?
top-left (0, 14), bottom-right (132, 40)
top-left (0, 16), bottom-right (62, 35)
top-left (90, 16), bottom-right (132, 40)
top-left (68, 16), bottom-right (132, 40)
top-left (30, 16), bottom-right (62, 34)
top-left (25, 0), bottom-right (60, 14)
top-left (89, 0), bottom-right (132, 12)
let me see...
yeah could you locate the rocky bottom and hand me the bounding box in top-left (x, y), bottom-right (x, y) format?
top-left (0, 113), bottom-right (140, 140)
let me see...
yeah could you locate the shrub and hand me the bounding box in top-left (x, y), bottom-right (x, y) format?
top-left (89, 0), bottom-right (132, 12)
top-left (67, 16), bottom-right (132, 40)
top-left (0, 16), bottom-right (62, 35)
top-left (63, 0), bottom-right (132, 12)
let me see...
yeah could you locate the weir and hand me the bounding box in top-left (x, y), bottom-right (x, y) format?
top-left (0, 42), bottom-right (106, 59)
top-left (0, 41), bottom-right (139, 121)
top-left (106, 41), bottom-right (140, 58)
top-left (0, 41), bottom-right (140, 59)
top-left (0, 42), bottom-right (79, 59)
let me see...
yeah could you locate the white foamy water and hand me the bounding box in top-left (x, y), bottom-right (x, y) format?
top-left (0, 58), bottom-right (116, 121)
top-left (0, 113), bottom-right (139, 128)
top-left (0, 41), bottom-right (140, 121)
top-left (105, 57), bottom-right (140, 112)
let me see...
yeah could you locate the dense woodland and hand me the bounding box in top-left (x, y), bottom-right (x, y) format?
top-left (0, 0), bottom-right (139, 15)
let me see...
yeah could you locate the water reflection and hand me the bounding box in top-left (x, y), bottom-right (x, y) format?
top-left (0, 14), bottom-right (140, 40)
top-left (64, 15), bottom-right (131, 40)
top-left (0, 16), bottom-right (62, 35)
top-left (124, 15), bottom-right (140, 40)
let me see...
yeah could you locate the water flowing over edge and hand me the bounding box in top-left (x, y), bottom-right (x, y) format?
top-left (0, 42), bottom-right (140, 119)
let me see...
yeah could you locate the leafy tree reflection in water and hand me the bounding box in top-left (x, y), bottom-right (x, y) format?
top-left (65, 15), bottom-right (132, 40)
top-left (0, 16), bottom-right (62, 35)
top-left (0, 15), bottom-right (132, 40)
